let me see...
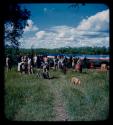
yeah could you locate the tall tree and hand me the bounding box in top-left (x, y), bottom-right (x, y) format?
top-left (4, 4), bottom-right (30, 49)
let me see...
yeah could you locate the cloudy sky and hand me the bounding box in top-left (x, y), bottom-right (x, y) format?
top-left (19, 3), bottom-right (109, 49)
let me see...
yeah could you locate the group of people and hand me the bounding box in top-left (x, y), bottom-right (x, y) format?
top-left (53, 55), bottom-right (85, 74)
top-left (5, 54), bottom-right (90, 76)
top-left (17, 54), bottom-right (50, 75)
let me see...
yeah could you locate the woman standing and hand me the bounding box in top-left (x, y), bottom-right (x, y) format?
top-left (6, 55), bottom-right (12, 72)
top-left (75, 58), bottom-right (82, 73)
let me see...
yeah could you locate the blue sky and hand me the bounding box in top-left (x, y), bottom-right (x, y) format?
top-left (19, 3), bottom-right (109, 48)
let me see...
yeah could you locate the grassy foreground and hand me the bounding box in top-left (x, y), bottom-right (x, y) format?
top-left (5, 67), bottom-right (109, 121)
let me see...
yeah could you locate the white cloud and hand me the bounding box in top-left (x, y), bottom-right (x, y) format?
top-left (76, 9), bottom-right (109, 32)
top-left (23, 19), bottom-right (39, 32)
top-left (35, 31), bottom-right (46, 39)
top-left (20, 9), bottom-right (109, 49)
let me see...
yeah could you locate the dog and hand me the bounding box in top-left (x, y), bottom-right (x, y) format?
top-left (101, 64), bottom-right (107, 71)
top-left (71, 77), bottom-right (81, 85)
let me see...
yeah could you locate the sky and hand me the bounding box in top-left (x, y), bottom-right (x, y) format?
top-left (19, 3), bottom-right (109, 49)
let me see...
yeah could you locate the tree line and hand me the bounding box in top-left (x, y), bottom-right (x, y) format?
top-left (5, 46), bottom-right (109, 56)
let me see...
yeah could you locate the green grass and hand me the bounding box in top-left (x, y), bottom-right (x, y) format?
top-left (5, 68), bottom-right (109, 121)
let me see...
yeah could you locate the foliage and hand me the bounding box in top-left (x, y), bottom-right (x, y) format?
top-left (5, 46), bottom-right (109, 56)
top-left (4, 4), bottom-right (30, 48)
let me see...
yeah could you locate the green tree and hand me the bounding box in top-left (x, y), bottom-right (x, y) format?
top-left (4, 4), bottom-right (30, 49)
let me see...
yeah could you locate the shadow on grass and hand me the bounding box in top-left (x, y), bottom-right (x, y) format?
top-left (49, 76), bottom-right (59, 79)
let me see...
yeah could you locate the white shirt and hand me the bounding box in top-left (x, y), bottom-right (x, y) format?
top-left (28, 58), bottom-right (31, 65)
top-left (33, 56), bottom-right (37, 63)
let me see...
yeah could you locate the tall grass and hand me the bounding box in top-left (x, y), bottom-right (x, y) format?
top-left (62, 69), bottom-right (109, 121)
top-left (5, 68), bottom-right (109, 121)
top-left (5, 68), bottom-right (55, 121)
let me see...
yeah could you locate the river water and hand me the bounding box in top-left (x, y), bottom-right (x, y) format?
top-left (47, 54), bottom-right (109, 60)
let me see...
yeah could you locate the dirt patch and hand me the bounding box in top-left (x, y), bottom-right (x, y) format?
top-left (49, 76), bottom-right (69, 121)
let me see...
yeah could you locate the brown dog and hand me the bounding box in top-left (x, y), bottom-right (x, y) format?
top-left (71, 77), bottom-right (81, 85)
top-left (101, 64), bottom-right (107, 71)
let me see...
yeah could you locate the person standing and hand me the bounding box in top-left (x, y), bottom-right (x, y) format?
top-left (62, 57), bottom-right (68, 74)
top-left (6, 55), bottom-right (9, 72)
top-left (43, 55), bottom-right (49, 71)
top-left (33, 54), bottom-right (37, 68)
top-left (17, 54), bottom-right (22, 72)
top-left (83, 56), bottom-right (88, 73)
top-left (69, 56), bottom-right (73, 68)
top-left (76, 58), bottom-right (82, 73)
top-left (27, 56), bottom-right (32, 75)
top-left (6, 55), bottom-right (12, 72)
top-left (53, 56), bottom-right (59, 70)
top-left (72, 58), bottom-right (75, 69)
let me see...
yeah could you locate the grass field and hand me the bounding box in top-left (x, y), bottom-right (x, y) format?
top-left (5, 67), bottom-right (109, 121)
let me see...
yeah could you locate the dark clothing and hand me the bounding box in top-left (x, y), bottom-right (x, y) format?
top-left (62, 58), bottom-right (68, 74)
top-left (37, 56), bottom-right (41, 68)
top-left (69, 57), bottom-right (72, 68)
top-left (17, 55), bottom-right (22, 64)
top-left (83, 57), bottom-right (88, 68)
top-left (30, 55), bottom-right (34, 66)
